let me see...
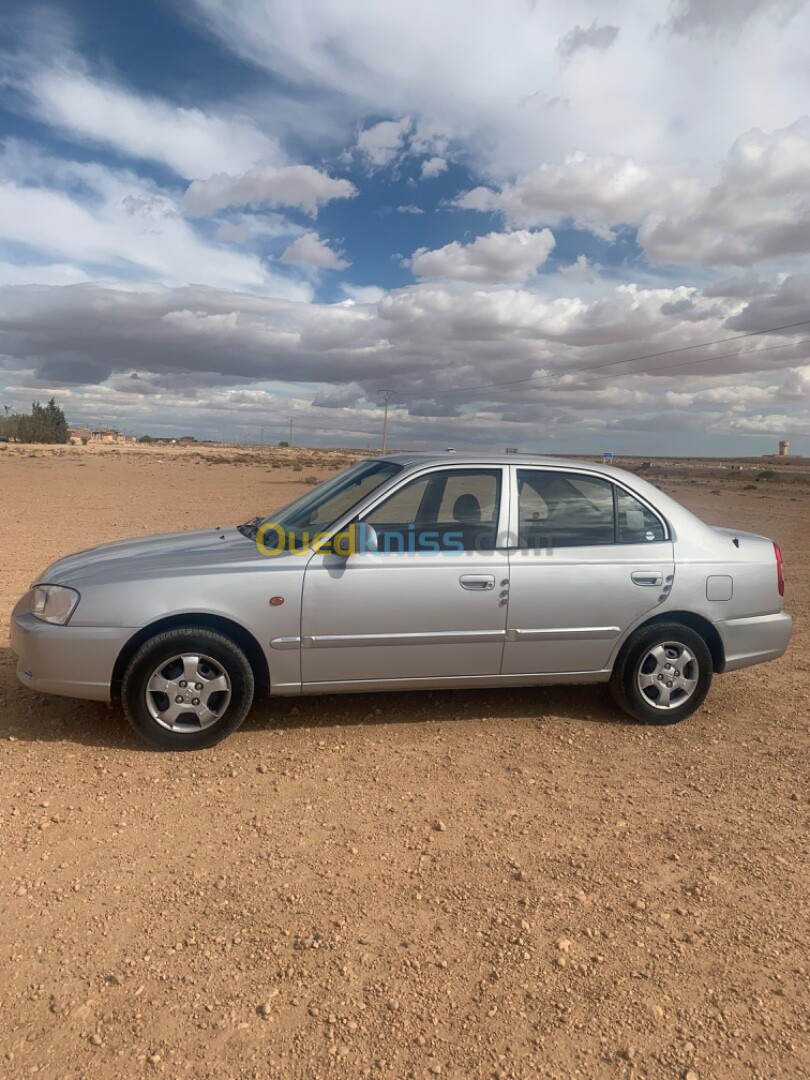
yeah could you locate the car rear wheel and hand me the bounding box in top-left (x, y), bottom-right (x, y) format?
top-left (122, 627), bottom-right (254, 749)
top-left (609, 622), bottom-right (712, 726)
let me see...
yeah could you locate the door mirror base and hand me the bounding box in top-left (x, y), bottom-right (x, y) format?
top-left (331, 522), bottom-right (379, 557)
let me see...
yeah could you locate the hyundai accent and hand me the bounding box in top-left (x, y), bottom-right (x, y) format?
top-left (11, 454), bottom-right (792, 748)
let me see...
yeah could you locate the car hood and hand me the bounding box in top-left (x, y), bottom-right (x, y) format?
top-left (35, 527), bottom-right (300, 588)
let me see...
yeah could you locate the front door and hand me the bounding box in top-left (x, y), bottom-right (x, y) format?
top-left (503, 467), bottom-right (675, 674)
top-left (300, 466), bottom-right (510, 688)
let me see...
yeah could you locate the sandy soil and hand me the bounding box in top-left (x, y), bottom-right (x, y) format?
top-left (1, 444), bottom-right (808, 1080)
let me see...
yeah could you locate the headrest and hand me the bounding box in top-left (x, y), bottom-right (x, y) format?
top-left (452, 494), bottom-right (481, 524)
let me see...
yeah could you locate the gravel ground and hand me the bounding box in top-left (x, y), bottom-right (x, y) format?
top-left (1, 445), bottom-right (808, 1080)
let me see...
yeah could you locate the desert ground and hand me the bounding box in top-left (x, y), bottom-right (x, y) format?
top-left (0, 442), bottom-right (807, 1080)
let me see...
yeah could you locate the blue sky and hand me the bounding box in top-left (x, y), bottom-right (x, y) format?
top-left (1, 0), bottom-right (809, 452)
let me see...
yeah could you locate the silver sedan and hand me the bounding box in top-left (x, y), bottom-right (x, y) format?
top-left (11, 454), bottom-right (792, 749)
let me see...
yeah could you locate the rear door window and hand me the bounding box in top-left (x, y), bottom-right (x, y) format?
top-left (517, 470), bottom-right (615, 547)
top-left (517, 470), bottom-right (667, 547)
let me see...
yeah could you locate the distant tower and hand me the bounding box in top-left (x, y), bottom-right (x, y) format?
top-left (778, 440), bottom-right (790, 457)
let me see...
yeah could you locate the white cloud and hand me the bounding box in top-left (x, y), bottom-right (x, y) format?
top-left (214, 213), bottom-right (304, 246)
top-left (2, 277), bottom-right (808, 450)
top-left (559, 255), bottom-right (600, 283)
top-left (280, 232), bottom-right (349, 270)
top-left (639, 118), bottom-right (810, 265)
top-left (184, 164), bottom-right (357, 216)
top-left (3, 1), bottom-right (810, 453)
top-left (668, 0), bottom-right (805, 35)
top-left (557, 20), bottom-right (620, 64)
top-left (457, 152), bottom-right (691, 230)
top-left (459, 118), bottom-right (810, 267)
top-left (0, 149), bottom-right (310, 298)
top-left (421, 156), bottom-right (448, 178)
top-left (341, 284), bottom-right (386, 304)
top-left (185, 0), bottom-right (810, 174)
top-left (397, 204), bottom-right (425, 215)
top-left (0, 261), bottom-right (89, 287)
top-left (410, 229), bottom-right (556, 283)
top-left (29, 67), bottom-right (280, 180)
top-left (356, 117), bottom-right (412, 167)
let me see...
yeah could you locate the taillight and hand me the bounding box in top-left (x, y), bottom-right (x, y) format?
top-left (774, 542), bottom-right (784, 597)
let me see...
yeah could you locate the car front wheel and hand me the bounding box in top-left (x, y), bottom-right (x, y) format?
top-left (609, 622), bottom-right (712, 726)
top-left (122, 627), bottom-right (254, 749)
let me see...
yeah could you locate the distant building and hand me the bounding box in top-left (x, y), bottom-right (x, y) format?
top-left (68, 427), bottom-right (93, 444)
top-left (778, 440), bottom-right (790, 457)
top-left (178, 435), bottom-right (197, 445)
top-left (85, 429), bottom-right (137, 445)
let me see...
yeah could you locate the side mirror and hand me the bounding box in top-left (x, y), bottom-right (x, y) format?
top-left (331, 522), bottom-right (378, 557)
top-left (358, 522), bottom-right (378, 553)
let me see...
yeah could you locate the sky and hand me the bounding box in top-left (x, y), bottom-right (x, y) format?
top-left (1, 0), bottom-right (809, 455)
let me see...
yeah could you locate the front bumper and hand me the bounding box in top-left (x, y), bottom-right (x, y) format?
top-left (10, 610), bottom-right (136, 702)
top-left (717, 611), bottom-right (793, 672)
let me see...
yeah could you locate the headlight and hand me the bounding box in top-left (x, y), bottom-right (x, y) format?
top-left (31, 585), bottom-right (80, 625)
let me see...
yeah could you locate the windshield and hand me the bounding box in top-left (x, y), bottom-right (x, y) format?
top-left (238, 459), bottom-right (402, 541)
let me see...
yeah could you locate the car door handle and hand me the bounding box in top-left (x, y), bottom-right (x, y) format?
top-left (631, 571), bottom-right (663, 586)
top-left (459, 575), bottom-right (495, 591)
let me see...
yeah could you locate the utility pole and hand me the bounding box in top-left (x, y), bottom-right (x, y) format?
top-left (289, 418), bottom-right (293, 447)
top-left (381, 391), bottom-right (393, 454)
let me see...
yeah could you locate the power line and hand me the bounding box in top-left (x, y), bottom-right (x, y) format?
top-left (287, 333), bottom-right (810, 442)
top-left (418, 317), bottom-right (810, 398)
top-left (567, 335), bottom-right (810, 387)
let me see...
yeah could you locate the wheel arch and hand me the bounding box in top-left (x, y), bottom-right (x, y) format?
top-left (111, 614), bottom-right (270, 700)
top-left (615, 610), bottom-right (725, 674)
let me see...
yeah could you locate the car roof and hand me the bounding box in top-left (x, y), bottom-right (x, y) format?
top-left (383, 452), bottom-right (627, 479)
top-left (380, 451), bottom-right (709, 537)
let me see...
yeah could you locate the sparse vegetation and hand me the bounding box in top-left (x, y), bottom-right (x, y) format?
top-left (0, 398), bottom-right (69, 444)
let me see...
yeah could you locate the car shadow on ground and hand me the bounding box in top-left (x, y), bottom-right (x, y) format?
top-left (0, 646), bottom-right (632, 751)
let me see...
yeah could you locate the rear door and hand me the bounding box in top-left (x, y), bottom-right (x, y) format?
top-left (503, 467), bottom-right (674, 674)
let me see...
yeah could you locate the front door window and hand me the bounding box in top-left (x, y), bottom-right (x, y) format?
top-left (364, 468), bottom-right (502, 552)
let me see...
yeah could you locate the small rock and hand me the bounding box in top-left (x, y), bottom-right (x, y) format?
top-left (433, 820), bottom-right (446, 832)
top-left (89, 1034), bottom-right (102, 1046)
top-left (148, 1054), bottom-right (161, 1066)
top-left (557, 938), bottom-right (571, 953)
top-left (632, 899), bottom-right (647, 911)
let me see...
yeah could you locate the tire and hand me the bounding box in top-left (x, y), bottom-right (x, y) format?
top-left (609, 622), bottom-right (712, 726)
top-left (122, 627), bottom-right (254, 749)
